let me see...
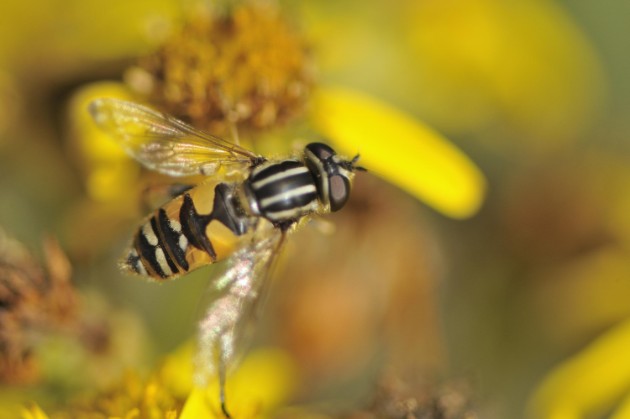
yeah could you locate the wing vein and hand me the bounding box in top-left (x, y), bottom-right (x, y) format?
top-left (88, 98), bottom-right (262, 177)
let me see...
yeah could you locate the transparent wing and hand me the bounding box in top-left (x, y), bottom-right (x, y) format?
top-left (88, 98), bottom-right (262, 177)
top-left (194, 224), bottom-right (285, 403)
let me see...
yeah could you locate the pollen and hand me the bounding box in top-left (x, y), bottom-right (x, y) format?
top-left (128, 3), bottom-right (314, 137)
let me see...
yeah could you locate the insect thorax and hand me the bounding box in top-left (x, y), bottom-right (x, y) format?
top-left (241, 159), bottom-right (321, 226)
top-left (238, 143), bottom-right (358, 228)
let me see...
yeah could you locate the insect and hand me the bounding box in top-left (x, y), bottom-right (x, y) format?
top-left (88, 98), bottom-right (364, 417)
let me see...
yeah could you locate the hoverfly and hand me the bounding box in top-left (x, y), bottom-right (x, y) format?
top-left (88, 98), bottom-right (364, 417)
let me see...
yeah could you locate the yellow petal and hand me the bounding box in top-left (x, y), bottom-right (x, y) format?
top-left (180, 387), bottom-right (217, 419)
top-left (20, 405), bottom-right (49, 419)
top-left (67, 81), bottom-right (141, 203)
top-left (527, 319), bottom-right (630, 418)
top-left (180, 347), bottom-right (296, 419)
top-left (158, 340), bottom-right (196, 398)
top-left (311, 86), bottom-right (486, 219)
top-left (611, 392), bottom-right (630, 419)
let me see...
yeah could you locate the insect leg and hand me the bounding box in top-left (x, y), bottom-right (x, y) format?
top-left (227, 117), bottom-right (241, 147)
top-left (196, 225), bottom-right (283, 417)
top-left (218, 338), bottom-right (232, 418)
top-left (216, 229), bottom-right (288, 419)
top-left (214, 84), bottom-right (242, 146)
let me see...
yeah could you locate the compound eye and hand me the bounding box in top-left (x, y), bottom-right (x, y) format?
top-left (305, 143), bottom-right (335, 161)
top-left (329, 174), bottom-right (350, 211)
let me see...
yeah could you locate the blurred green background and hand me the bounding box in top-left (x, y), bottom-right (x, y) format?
top-left (1, 0), bottom-right (629, 418)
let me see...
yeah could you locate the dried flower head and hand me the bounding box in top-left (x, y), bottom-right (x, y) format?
top-left (127, 2), bottom-right (313, 137)
top-left (0, 230), bottom-right (77, 384)
top-left (357, 376), bottom-right (477, 419)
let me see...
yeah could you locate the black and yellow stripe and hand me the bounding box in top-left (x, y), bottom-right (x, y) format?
top-left (123, 182), bottom-right (250, 280)
top-left (122, 143), bottom-right (359, 279)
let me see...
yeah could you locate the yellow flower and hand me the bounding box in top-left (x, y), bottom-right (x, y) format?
top-left (29, 344), bottom-right (295, 419)
top-left (129, 3), bottom-right (313, 136)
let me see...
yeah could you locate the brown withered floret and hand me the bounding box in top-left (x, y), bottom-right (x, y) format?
top-left (0, 231), bottom-right (77, 383)
top-left (129, 3), bottom-right (314, 137)
top-left (344, 375), bottom-right (477, 419)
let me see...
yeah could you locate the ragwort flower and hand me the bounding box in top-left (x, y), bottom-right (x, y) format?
top-left (29, 344), bottom-right (295, 419)
top-left (128, 3), bottom-right (314, 137)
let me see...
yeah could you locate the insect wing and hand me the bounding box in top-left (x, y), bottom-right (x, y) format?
top-left (88, 98), bottom-right (261, 177)
top-left (194, 226), bottom-right (284, 387)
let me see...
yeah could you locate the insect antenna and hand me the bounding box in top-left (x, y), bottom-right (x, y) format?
top-left (341, 153), bottom-right (367, 172)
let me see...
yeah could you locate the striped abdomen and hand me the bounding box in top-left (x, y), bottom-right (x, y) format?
top-left (124, 181), bottom-right (250, 280)
top-left (245, 160), bottom-right (320, 224)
